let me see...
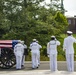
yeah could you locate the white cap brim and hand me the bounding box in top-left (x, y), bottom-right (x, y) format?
top-left (33, 39), bottom-right (36, 41)
top-left (18, 40), bottom-right (22, 43)
top-left (51, 36), bottom-right (55, 38)
top-left (67, 31), bottom-right (73, 34)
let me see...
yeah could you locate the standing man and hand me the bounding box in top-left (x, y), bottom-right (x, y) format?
top-left (63, 31), bottom-right (76, 72)
top-left (14, 40), bottom-right (24, 70)
top-left (21, 41), bottom-right (27, 68)
top-left (30, 39), bottom-right (42, 69)
top-left (47, 36), bottom-right (60, 71)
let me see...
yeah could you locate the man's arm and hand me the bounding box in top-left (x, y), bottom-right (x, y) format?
top-left (47, 42), bottom-right (50, 55)
top-left (63, 39), bottom-right (66, 51)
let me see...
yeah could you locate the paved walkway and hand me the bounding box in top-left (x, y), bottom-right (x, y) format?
top-left (0, 61), bottom-right (76, 75)
top-left (0, 70), bottom-right (76, 75)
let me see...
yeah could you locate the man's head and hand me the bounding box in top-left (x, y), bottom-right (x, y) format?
top-left (51, 36), bottom-right (55, 40)
top-left (67, 31), bottom-right (73, 36)
top-left (18, 40), bottom-right (22, 43)
top-left (33, 39), bottom-right (37, 42)
top-left (21, 41), bottom-right (24, 44)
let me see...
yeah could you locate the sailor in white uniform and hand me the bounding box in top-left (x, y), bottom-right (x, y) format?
top-left (63, 31), bottom-right (76, 72)
top-left (47, 36), bottom-right (60, 71)
top-left (30, 39), bottom-right (42, 69)
top-left (14, 40), bottom-right (24, 70)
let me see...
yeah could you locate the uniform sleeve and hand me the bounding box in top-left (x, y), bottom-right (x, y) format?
top-left (47, 42), bottom-right (50, 55)
top-left (39, 44), bottom-right (42, 49)
top-left (24, 44), bottom-right (27, 49)
top-left (63, 39), bottom-right (66, 51)
top-left (14, 45), bottom-right (16, 54)
top-left (57, 41), bottom-right (60, 45)
top-left (29, 44), bottom-right (32, 49)
top-left (20, 45), bottom-right (24, 54)
top-left (73, 38), bottom-right (76, 43)
top-left (22, 45), bottom-right (24, 54)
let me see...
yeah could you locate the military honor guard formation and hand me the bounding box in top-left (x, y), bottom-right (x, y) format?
top-left (1, 30), bottom-right (76, 73)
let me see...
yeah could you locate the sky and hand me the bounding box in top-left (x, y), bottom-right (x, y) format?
top-left (45, 0), bottom-right (76, 17)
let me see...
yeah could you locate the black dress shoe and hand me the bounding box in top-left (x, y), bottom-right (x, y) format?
top-left (38, 64), bottom-right (40, 66)
top-left (16, 69), bottom-right (21, 70)
top-left (32, 68), bottom-right (35, 69)
top-left (21, 65), bottom-right (25, 68)
top-left (36, 67), bottom-right (38, 69)
top-left (21, 65), bottom-right (24, 67)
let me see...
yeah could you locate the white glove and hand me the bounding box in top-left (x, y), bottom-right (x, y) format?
top-left (47, 54), bottom-right (50, 57)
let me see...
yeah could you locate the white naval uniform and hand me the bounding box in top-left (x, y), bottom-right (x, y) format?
top-left (47, 40), bottom-right (60, 71)
top-left (63, 36), bottom-right (76, 72)
top-left (14, 43), bottom-right (24, 69)
top-left (30, 42), bottom-right (42, 68)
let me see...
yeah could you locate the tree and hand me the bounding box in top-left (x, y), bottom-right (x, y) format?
top-left (0, 0), bottom-right (9, 38)
top-left (0, 0), bottom-right (68, 43)
top-left (54, 11), bottom-right (68, 34)
top-left (0, 0), bottom-right (68, 60)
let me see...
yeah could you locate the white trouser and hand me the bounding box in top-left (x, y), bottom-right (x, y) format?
top-left (38, 51), bottom-right (40, 65)
top-left (31, 52), bottom-right (38, 68)
top-left (66, 54), bottom-right (74, 72)
top-left (21, 55), bottom-right (25, 66)
top-left (50, 54), bottom-right (57, 71)
top-left (16, 55), bottom-right (22, 69)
